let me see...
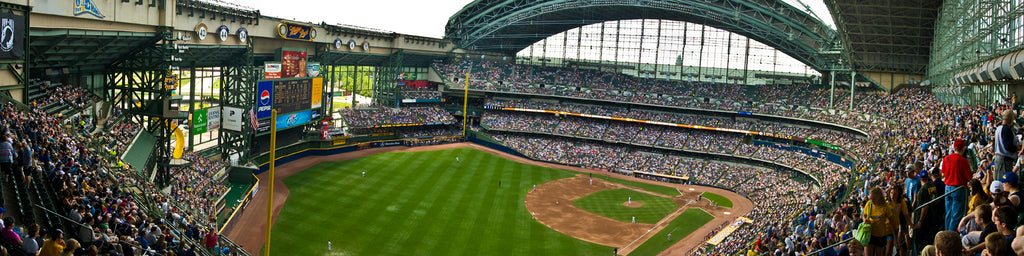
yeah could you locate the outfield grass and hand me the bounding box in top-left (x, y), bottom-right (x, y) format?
top-left (572, 189), bottom-right (679, 224)
top-left (591, 174), bottom-right (680, 196)
top-left (269, 148), bottom-right (614, 255)
top-left (700, 192), bottom-right (734, 208)
top-left (630, 208), bottom-right (715, 256)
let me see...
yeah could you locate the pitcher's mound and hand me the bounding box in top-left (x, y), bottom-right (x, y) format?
top-left (622, 201), bottom-right (643, 208)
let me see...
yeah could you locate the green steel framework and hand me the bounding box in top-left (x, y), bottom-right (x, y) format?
top-left (928, 0), bottom-right (1023, 105)
top-left (218, 39), bottom-right (256, 164)
top-left (105, 26), bottom-right (177, 188)
top-left (373, 52), bottom-right (402, 107)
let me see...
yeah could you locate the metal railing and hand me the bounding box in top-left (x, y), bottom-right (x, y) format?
top-left (911, 185), bottom-right (967, 255)
top-left (796, 185), bottom-right (965, 256)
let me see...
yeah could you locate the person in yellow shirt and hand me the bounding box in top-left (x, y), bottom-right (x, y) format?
top-left (889, 187), bottom-right (911, 254)
top-left (37, 229), bottom-right (63, 256)
top-left (864, 187), bottom-right (896, 256)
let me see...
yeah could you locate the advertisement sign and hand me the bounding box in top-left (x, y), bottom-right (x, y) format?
top-left (223, 106), bottom-right (243, 132)
top-left (275, 110), bottom-right (311, 130)
top-left (276, 23), bottom-right (316, 41)
top-left (264, 62), bottom-right (281, 79)
top-left (207, 107), bottom-right (221, 130)
top-left (164, 75), bottom-right (177, 90)
top-left (73, 0), bottom-right (105, 19)
top-left (311, 77), bottom-right (323, 109)
top-left (0, 13), bottom-right (25, 59)
top-left (192, 109), bottom-right (208, 135)
top-left (256, 119), bottom-right (271, 134)
top-left (307, 62), bottom-right (320, 77)
top-left (255, 80), bottom-right (273, 119)
top-left (279, 49), bottom-right (307, 78)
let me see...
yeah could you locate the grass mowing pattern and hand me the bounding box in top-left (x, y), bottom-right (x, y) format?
top-left (590, 174), bottom-right (680, 196)
top-left (630, 208), bottom-right (715, 256)
top-left (700, 192), bottom-right (733, 208)
top-left (269, 148), bottom-right (614, 256)
top-left (572, 189), bottom-right (679, 224)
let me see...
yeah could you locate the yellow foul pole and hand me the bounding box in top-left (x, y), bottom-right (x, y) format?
top-left (462, 73), bottom-right (469, 137)
top-left (265, 109), bottom-right (277, 256)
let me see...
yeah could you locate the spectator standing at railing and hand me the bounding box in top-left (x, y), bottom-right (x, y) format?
top-left (0, 132), bottom-right (16, 179)
top-left (915, 169), bottom-right (943, 253)
top-left (993, 109), bottom-right (1020, 181)
top-left (943, 139), bottom-right (973, 231)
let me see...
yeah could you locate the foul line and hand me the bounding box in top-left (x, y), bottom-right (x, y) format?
top-left (620, 199), bottom-right (695, 252)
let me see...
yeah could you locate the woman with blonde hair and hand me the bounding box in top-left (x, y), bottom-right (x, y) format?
top-left (864, 186), bottom-right (896, 256)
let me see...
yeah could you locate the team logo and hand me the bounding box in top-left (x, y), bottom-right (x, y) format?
top-left (195, 24), bottom-right (208, 41)
top-left (361, 41), bottom-right (370, 51)
top-left (348, 40), bottom-right (356, 50)
top-left (0, 18), bottom-right (13, 52)
top-left (334, 39), bottom-right (343, 49)
top-left (237, 28), bottom-right (248, 43)
top-left (287, 113), bottom-right (297, 126)
top-left (73, 0), bottom-right (105, 19)
top-left (217, 25), bottom-right (229, 42)
top-left (260, 90), bottom-right (271, 105)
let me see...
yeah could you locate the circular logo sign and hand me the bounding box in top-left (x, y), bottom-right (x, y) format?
top-left (334, 39), bottom-right (343, 49)
top-left (348, 40), bottom-right (356, 50)
top-left (237, 28), bottom-right (248, 43)
top-left (309, 28), bottom-right (317, 40)
top-left (260, 90), bottom-right (271, 105)
top-left (195, 23), bottom-right (208, 41)
top-left (277, 24), bottom-right (288, 38)
top-left (361, 41), bottom-right (369, 51)
top-left (217, 25), bottom-right (229, 42)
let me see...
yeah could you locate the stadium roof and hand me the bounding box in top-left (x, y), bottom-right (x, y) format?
top-left (824, 0), bottom-right (941, 74)
top-left (445, 0), bottom-right (842, 72)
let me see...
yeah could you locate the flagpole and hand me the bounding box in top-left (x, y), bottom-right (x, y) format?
top-left (265, 109), bottom-right (277, 256)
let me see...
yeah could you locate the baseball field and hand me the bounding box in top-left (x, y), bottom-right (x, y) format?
top-left (235, 143), bottom-right (752, 256)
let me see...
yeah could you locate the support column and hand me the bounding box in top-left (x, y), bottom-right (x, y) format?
top-left (829, 70), bottom-right (836, 109)
top-left (850, 71), bottom-right (856, 110)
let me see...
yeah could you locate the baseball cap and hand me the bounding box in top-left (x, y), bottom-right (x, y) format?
top-left (0, 207), bottom-right (6, 214)
top-left (954, 139), bottom-right (967, 150)
top-left (992, 180), bottom-right (1005, 193)
top-left (1000, 172), bottom-right (1019, 184)
top-left (918, 170), bottom-right (929, 180)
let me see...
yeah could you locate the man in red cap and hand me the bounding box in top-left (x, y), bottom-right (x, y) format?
top-left (942, 139), bottom-right (973, 231)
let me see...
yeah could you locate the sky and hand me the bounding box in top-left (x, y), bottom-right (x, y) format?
top-left (223, 0), bottom-right (475, 38)
top-left (220, 0), bottom-right (835, 39)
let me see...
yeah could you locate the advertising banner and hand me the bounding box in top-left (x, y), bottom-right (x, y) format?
top-left (307, 62), bottom-right (320, 77)
top-left (279, 50), bottom-right (307, 78)
top-left (275, 110), bottom-right (311, 130)
top-left (277, 23), bottom-right (316, 41)
top-left (223, 106), bottom-right (243, 132)
top-left (256, 80), bottom-right (273, 119)
top-left (264, 62), bottom-right (281, 79)
top-left (192, 109), bottom-right (208, 135)
top-left (311, 77), bottom-right (323, 108)
top-left (207, 107), bottom-right (221, 130)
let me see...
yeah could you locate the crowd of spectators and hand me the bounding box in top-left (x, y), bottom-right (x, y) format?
top-left (440, 59), bottom-right (1024, 255)
top-left (338, 104), bottom-right (455, 128)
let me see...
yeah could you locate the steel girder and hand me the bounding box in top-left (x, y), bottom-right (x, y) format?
top-left (826, 0), bottom-right (939, 74)
top-left (445, 0), bottom-right (840, 71)
top-left (105, 27), bottom-right (175, 188)
top-left (929, 0), bottom-right (1021, 87)
top-left (218, 38), bottom-right (255, 164)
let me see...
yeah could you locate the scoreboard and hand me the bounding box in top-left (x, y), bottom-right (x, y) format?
top-left (272, 79), bottom-right (312, 115)
top-left (255, 77), bottom-right (323, 120)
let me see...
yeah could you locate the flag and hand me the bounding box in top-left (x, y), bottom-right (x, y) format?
top-left (249, 107), bottom-right (259, 129)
